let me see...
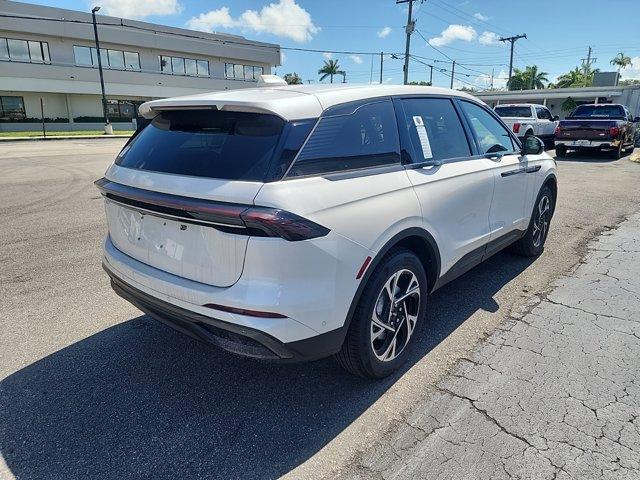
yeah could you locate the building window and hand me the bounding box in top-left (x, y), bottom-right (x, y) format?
top-left (0, 38), bottom-right (50, 63)
top-left (106, 100), bottom-right (139, 120)
top-left (224, 62), bottom-right (264, 82)
top-left (0, 96), bottom-right (26, 120)
top-left (73, 45), bottom-right (140, 70)
top-left (159, 55), bottom-right (209, 77)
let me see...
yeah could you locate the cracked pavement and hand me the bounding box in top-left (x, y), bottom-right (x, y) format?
top-left (337, 214), bottom-right (640, 480)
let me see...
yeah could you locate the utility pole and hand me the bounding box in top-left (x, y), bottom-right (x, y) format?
top-left (490, 68), bottom-right (494, 90)
top-left (91, 6), bottom-right (112, 135)
top-left (581, 46), bottom-right (597, 76)
top-left (380, 51), bottom-right (384, 84)
top-left (499, 33), bottom-right (527, 83)
top-left (428, 64), bottom-right (433, 85)
top-left (397, 0), bottom-right (419, 85)
top-left (450, 60), bottom-right (455, 89)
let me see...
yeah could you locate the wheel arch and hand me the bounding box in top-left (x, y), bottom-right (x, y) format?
top-left (338, 227), bottom-right (441, 342)
top-left (542, 173), bottom-right (558, 216)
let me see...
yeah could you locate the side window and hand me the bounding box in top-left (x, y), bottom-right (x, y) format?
top-left (399, 97), bottom-right (471, 162)
top-left (287, 100), bottom-right (400, 177)
top-left (536, 107), bottom-right (552, 120)
top-left (460, 101), bottom-right (516, 154)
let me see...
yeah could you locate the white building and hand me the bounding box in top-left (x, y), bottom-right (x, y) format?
top-left (475, 85), bottom-right (640, 120)
top-left (0, 0), bottom-right (281, 131)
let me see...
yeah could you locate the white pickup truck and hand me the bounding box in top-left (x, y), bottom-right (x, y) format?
top-left (494, 103), bottom-right (559, 146)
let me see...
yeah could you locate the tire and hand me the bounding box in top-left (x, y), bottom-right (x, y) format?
top-left (510, 185), bottom-right (554, 257)
top-left (611, 142), bottom-right (623, 159)
top-left (555, 145), bottom-right (567, 158)
top-left (334, 248), bottom-right (428, 378)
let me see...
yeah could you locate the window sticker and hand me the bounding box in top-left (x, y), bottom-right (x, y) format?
top-left (412, 115), bottom-right (433, 159)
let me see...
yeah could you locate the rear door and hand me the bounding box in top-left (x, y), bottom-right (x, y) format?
top-left (458, 100), bottom-right (529, 251)
top-left (102, 109), bottom-right (310, 287)
top-left (535, 106), bottom-right (555, 137)
top-left (395, 96), bottom-right (495, 276)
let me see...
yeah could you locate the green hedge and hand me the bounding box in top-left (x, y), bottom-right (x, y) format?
top-left (0, 117), bottom-right (69, 123)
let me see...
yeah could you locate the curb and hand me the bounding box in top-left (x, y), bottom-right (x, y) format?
top-left (0, 134), bottom-right (132, 142)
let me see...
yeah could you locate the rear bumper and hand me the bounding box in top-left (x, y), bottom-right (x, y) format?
top-left (555, 139), bottom-right (620, 148)
top-left (104, 261), bottom-right (346, 362)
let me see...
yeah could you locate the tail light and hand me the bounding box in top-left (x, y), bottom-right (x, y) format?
top-left (609, 126), bottom-right (620, 138)
top-left (240, 207), bottom-right (330, 241)
top-left (555, 125), bottom-right (562, 135)
top-left (95, 178), bottom-right (330, 241)
top-left (512, 122), bottom-right (521, 134)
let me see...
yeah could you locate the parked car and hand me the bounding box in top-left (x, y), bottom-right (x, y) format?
top-left (97, 81), bottom-right (557, 378)
top-left (555, 104), bottom-right (638, 158)
top-left (494, 103), bottom-right (559, 146)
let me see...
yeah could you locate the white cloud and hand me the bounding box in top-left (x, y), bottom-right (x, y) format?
top-left (322, 52), bottom-right (333, 60)
top-left (473, 12), bottom-right (488, 21)
top-left (429, 25), bottom-right (477, 47)
top-left (349, 55), bottom-right (363, 64)
top-left (620, 57), bottom-right (640, 80)
top-left (186, 0), bottom-right (319, 43)
top-left (479, 31), bottom-right (501, 46)
top-left (377, 26), bottom-right (392, 38)
top-left (98, 0), bottom-right (182, 19)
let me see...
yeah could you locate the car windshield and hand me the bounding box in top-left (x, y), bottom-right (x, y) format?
top-left (115, 110), bottom-right (287, 181)
top-left (569, 105), bottom-right (626, 119)
top-left (494, 106), bottom-right (532, 118)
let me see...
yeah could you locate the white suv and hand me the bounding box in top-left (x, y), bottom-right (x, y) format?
top-left (97, 83), bottom-right (557, 378)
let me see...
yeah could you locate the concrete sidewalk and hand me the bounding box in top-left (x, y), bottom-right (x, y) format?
top-left (339, 214), bottom-right (640, 480)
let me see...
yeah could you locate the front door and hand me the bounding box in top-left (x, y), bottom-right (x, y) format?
top-left (394, 96), bottom-right (495, 278)
top-left (457, 100), bottom-right (529, 255)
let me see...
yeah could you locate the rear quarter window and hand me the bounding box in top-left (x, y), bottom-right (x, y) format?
top-left (286, 99), bottom-right (400, 178)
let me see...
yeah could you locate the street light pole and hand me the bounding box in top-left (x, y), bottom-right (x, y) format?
top-left (91, 6), bottom-right (112, 134)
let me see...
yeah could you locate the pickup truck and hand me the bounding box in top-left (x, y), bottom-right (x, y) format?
top-left (554, 104), bottom-right (639, 159)
top-left (494, 103), bottom-right (559, 146)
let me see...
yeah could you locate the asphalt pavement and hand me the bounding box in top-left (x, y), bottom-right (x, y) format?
top-left (1, 140), bottom-right (639, 479)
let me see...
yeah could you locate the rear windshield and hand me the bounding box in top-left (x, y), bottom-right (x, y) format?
top-left (569, 105), bottom-right (625, 119)
top-left (115, 110), bottom-right (287, 181)
top-left (494, 106), bottom-right (532, 118)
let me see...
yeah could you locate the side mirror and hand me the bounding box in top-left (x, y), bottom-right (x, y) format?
top-left (633, 116), bottom-right (640, 123)
top-left (553, 115), bottom-right (560, 121)
top-left (522, 135), bottom-right (544, 155)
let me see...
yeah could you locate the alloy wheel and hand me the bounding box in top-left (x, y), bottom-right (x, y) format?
top-left (370, 269), bottom-right (421, 362)
top-left (532, 194), bottom-right (550, 248)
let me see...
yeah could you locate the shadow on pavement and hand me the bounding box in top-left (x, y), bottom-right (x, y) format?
top-left (0, 251), bottom-right (535, 480)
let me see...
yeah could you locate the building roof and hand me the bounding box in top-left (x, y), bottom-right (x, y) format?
top-left (139, 84), bottom-right (481, 120)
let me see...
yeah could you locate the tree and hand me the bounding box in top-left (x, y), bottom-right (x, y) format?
top-left (408, 81), bottom-right (432, 86)
top-left (283, 72), bottom-right (303, 85)
top-left (507, 65), bottom-right (548, 90)
top-left (619, 79), bottom-right (640, 86)
top-left (318, 59), bottom-right (345, 84)
top-left (561, 97), bottom-right (577, 113)
top-left (610, 52), bottom-right (632, 73)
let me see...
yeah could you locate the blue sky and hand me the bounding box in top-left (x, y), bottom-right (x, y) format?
top-left (20, 0), bottom-right (640, 88)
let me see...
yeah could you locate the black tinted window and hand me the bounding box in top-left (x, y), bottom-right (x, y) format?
top-left (535, 107), bottom-right (552, 120)
top-left (570, 105), bottom-right (626, 119)
top-left (400, 97), bottom-right (471, 162)
top-left (460, 101), bottom-right (516, 154)
top-left (287, 100), bottom-right (400, 177)
top-left (116, 110), bottom-right (285, 181)
top-left (495, 106), bottom-right (533, 118)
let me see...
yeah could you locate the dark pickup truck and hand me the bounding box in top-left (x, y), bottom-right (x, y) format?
top-left (554, 104), bottom-right (639, 159)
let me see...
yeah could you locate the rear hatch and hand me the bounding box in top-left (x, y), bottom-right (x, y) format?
top-left (494, 106), bottom-right (533, 134)
top-left (99, 109), bottom-right (313, 287)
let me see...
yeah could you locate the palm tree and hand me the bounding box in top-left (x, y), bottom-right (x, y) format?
top-left (283, 72), bottom-right (303, 85)
top-left (318, 59), bottom-right (345, 84)
top-left (507, 65), bottom-right (548, 90)
top-left (610, 52), bottom-right (632, 73)
top-left (555, 67), bottom-right (587, 88)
